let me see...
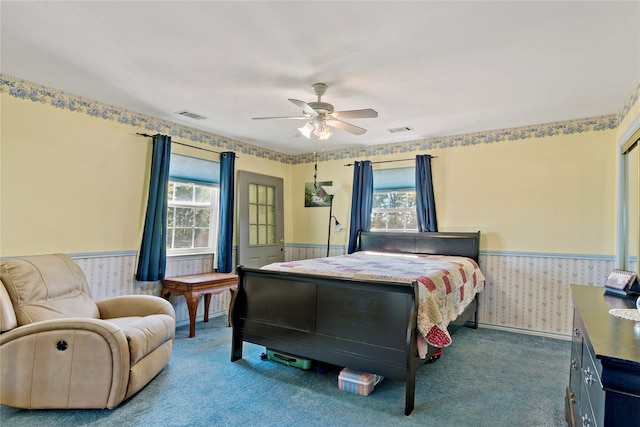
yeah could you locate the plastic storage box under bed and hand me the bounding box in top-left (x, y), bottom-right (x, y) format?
top-left (338, 368), bottom-right (383, 396)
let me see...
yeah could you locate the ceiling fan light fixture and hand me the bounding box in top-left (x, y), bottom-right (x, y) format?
top-left (313, 121), bottom-right (333, 140)
top-left (298, 122), bottom-right (314, 138)
top-left (254, 83), bottom-right (376, 141)
top-left (317, 128), bottom-right (333, 140)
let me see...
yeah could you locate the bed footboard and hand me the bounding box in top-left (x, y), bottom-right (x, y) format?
top-left (231, 266), bottom-right (423, 414)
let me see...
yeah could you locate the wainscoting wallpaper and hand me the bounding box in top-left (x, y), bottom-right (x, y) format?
top-left (479, 253), bottom-right (625, 336)
top-left (73, 246), bottom-right (636, 338)
top-left (286, 245), bottom-right (627, 338)
top-left (73, 253), bottom-right (232, 327)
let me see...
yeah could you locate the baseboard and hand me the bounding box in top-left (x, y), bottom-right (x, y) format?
top-left (175, 310), bottom-right (227, 329)
top-left (478, 322), bottom-right (571, 342)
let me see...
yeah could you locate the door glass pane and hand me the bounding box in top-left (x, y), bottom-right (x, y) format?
top-left (267, 206), bottom-right (275, 225)
top-left (258, 225), bottom-right (267, 244)
top-left (249, 184), bottom-right (257, 204)
top-left (267, 186), bottom-right (275, 205)
top-left (257, 185), bottom-right (266, 204)
top-left (249, 204), bottom-right (257, 224)
top-left (258, 205), bottom-right (266, 223)
top-left (267, 225), bottom-right (275, 244)
top-left (249, 225), bottom-right (258, 245)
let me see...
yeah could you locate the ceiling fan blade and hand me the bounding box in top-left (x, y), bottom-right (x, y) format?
top-left (252, 115), bottom-right (308, 120)
top-left (327, 119), bottom-right (367, 135)
top-left (332, 109), bottom-right (378, 119)
top-left (289, 99), bottom-right (318, 117)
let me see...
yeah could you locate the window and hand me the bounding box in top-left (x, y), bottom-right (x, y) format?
top-left (166, 153), bottom-right (220, 256)
top-left (370, 167), bottom-right (417, 232)
top-left (167, 180), bottom-right (219, 255)
top-left (371, 190), bottom-right (418, 232)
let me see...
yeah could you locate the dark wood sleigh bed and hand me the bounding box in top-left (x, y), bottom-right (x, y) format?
top-left (230, 231), bottom-right (482, 415)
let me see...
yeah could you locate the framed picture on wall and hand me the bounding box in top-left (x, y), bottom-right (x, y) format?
top-left (305, 181), bottom-right (332, 207)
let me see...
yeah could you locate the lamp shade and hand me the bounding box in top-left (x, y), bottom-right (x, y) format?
top-left (298, 122), bottom-right (314, 138)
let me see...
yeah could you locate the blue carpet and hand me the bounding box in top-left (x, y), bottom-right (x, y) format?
top-left (1, 317), bottom-right (570, 426)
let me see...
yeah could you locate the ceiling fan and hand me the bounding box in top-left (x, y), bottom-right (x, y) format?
top-left (252, 83), bottom-right (378, 140)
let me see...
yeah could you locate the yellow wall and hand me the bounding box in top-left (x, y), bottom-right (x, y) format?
top-left (1, 95), bottom-right (150, 255)
top-left (0, 93), bottom-right (295, 257)
top-left (0, 85), bottom-right (630, 257)
top-left (290, 130), bottom-right (617, 254)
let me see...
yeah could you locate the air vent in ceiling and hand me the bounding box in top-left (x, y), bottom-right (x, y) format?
top-left (387, 126), bottom-right (413, 133)
top-left (176, 110), bottom-right (207, 120)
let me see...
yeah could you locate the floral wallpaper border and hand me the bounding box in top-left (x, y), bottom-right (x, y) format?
top-left (2, 73), bottom-right (638, 165)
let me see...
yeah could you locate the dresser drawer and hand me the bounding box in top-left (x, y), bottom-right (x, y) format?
top-left (568, 322), bottom-right (584, 423)
top-left (582, 341), bottom-right (604, 426)
top-left (578, 381), bottom-right (598, 427)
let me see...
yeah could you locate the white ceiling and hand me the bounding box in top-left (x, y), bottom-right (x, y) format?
top-left (2, 1), bottom-right (639, 155)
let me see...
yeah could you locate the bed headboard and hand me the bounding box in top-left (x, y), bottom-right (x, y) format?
top-left (357, 231), bottom-right (480, 262)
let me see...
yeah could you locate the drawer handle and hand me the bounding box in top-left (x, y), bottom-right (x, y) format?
top-left (581, 412), bottom-right (592, 427)
top-left (583, 367), bottom-right (595, 386)
top-left (571, 358), bottom-right (579, 370)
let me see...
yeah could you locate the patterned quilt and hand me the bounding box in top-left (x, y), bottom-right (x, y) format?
top-left (262, 251), bottom-right (486, 357)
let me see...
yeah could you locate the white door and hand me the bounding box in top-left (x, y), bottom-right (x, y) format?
top-left (237, 171), bottom-right (284, 268)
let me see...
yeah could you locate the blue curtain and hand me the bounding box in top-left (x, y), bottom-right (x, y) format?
top-left (347, 160), bottom-right (373, 254)
top-left (217, 152), bottom-right (236, 273)
top-left (415, 154), bottom-right (438, 232)
top-left (136, 135), bottom-right (172, 281)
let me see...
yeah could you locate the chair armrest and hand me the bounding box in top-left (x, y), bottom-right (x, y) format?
top-left (0, 318), bottom-right (130, 409)
top-left (96, 295), bottom-right (176, 320)
top-left (0, 317), bottom-right (126, 343)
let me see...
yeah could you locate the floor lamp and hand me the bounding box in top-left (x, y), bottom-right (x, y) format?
top-left (321, 185), bottom-right (345, 257)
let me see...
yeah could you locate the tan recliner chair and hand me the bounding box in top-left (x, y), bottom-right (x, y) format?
top-left (0, 253), bottom-right (176, 409)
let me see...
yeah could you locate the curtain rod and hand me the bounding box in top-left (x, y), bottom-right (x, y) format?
top-left (136, 133), bottom-right (236, 157)
top-left (344, 156), bottom-right (437, 166)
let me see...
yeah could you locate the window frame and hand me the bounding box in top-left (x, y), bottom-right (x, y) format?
top-left (370, 188), bottom-right (418, 233)
top-left (166, 178), bottom-right (219, 256)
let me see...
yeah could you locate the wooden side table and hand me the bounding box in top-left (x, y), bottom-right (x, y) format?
top-left (161, 272), bottom-right (238, 338)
